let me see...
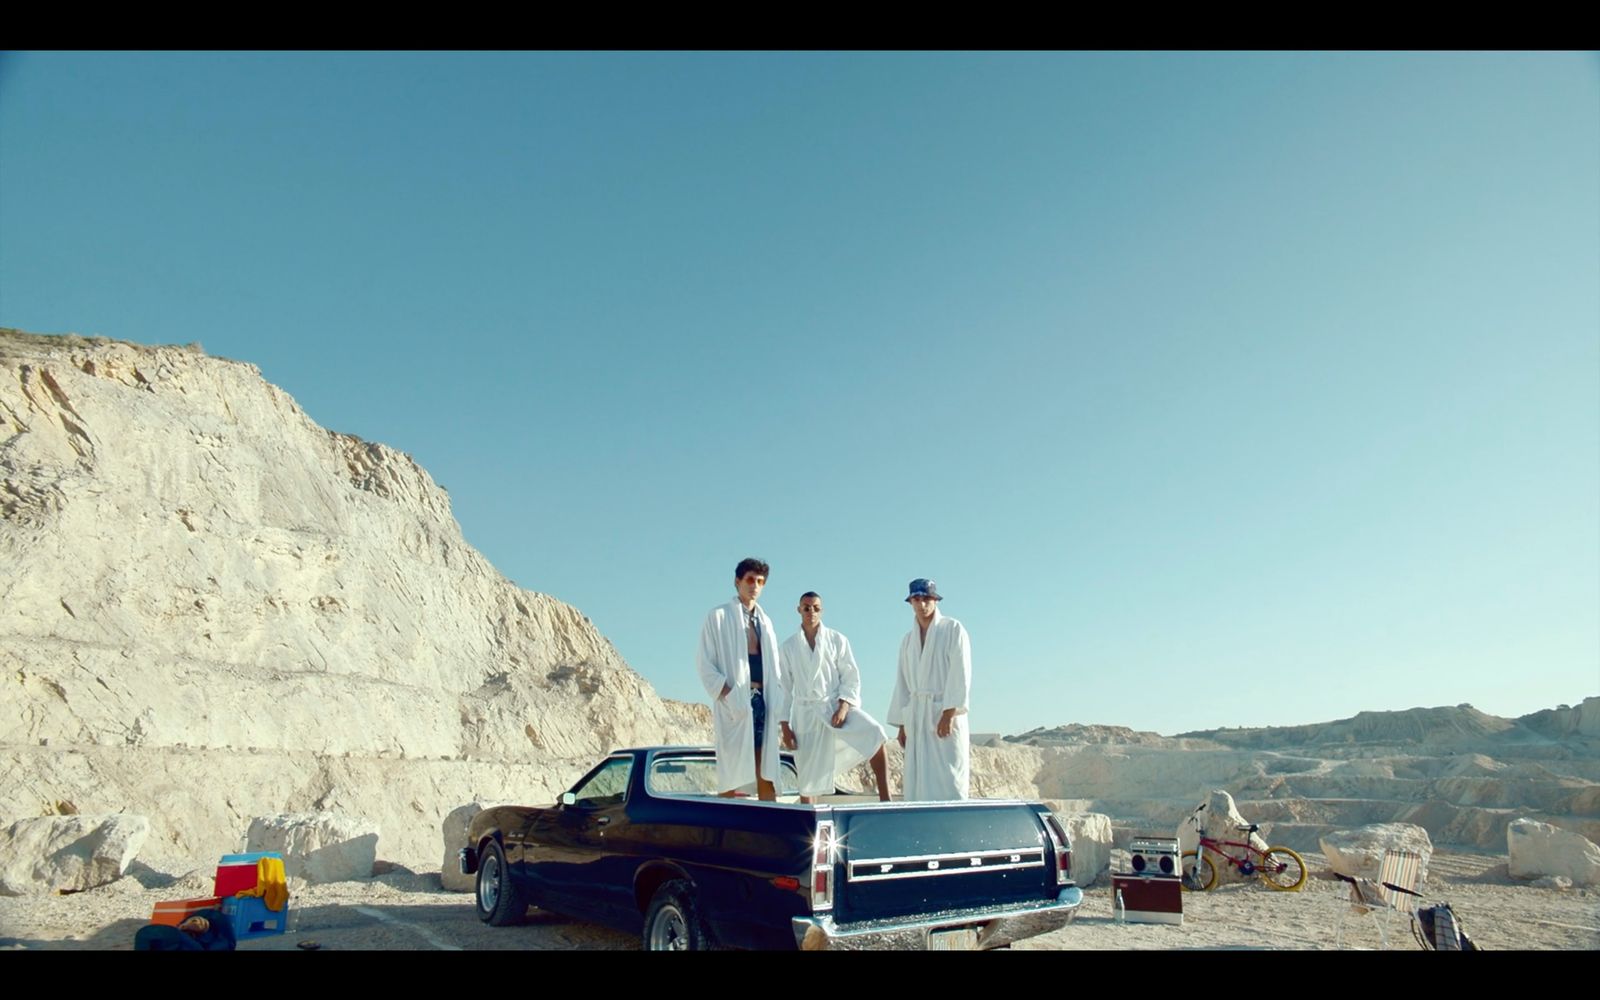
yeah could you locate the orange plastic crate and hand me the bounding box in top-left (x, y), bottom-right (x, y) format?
top-left (150, 897), bottom-right (221, 926)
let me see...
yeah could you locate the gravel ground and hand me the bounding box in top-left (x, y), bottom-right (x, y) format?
top-left (2, 847), bottom-right (1595, 952)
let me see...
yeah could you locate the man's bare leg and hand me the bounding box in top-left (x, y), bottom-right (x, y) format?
top-left (870, 745), bottom-right (891, 802)
top-left (756, 747), bottom-right (777, 801)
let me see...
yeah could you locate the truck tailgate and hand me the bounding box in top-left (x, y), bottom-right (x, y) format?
top-left (829, 801), bottom-right (1055, 924)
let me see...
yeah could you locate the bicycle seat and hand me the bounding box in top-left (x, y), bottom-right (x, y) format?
top-left (1236, 824), bottom-right (1260, 833)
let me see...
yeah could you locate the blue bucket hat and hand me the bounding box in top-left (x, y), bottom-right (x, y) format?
top-left (905, 578), bottom-right (942, 602)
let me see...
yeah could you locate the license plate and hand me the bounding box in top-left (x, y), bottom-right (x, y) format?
top-left (928, 926), bottom-right (978, 950)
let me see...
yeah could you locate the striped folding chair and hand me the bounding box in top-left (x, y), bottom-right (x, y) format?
top-left (1333, 848), bottom-right (1424, 949)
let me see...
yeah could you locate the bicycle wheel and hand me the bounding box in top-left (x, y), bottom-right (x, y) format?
top-left (1180, 850), bottom-right (1217, 891)
top-left (1259, 846), bottom-right (1307, 891)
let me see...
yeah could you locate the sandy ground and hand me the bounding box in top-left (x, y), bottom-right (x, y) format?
top-left (2, 847), bottom-right (1595, 952)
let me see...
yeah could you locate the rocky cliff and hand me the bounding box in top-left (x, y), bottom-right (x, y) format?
top-left (1014, 699), bottom-right (1600, 852)
top-left (1, 329), bottom-right (703, 869)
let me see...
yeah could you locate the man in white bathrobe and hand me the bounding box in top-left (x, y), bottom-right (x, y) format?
top-left (778, 592), bottom-right (892, 804)
top-left (696, 557), bottom-right (784, 800)
top-left (887, 578), bottom-right (971, 801)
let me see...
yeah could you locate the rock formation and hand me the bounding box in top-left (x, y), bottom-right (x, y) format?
top-left (1319, 823), bottom-right (1435, 882)
top-left (1, 329), bottom-right (704, 871)
top-left (1506, 817), bottom-right (1600, 887)
top-left (1011, 700), bottom-right (1600, 855)
top-left (244, 813), bottom-right (379, 884)
top-left (0, 813), bottom-right (148, 896)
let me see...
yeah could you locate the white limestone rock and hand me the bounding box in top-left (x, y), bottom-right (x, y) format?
top-left (0, 814), bottom-right (148, 896)
top-left (246, 812), bottom-right (378, 884)
top-left (1507, 817), bottom-right (1600, 888)
top-left (1531, 874), bottom-right (1573, 890)
top-left (1319, 823), bottom-right (1434, 883)
top-left (1058, 810), bottom-right (1113, 887)
top-left (440, 802), bottom-right (504, 892)
top-left (968, 743), bottom-right (1048, 800)
top-left (0, 331), bottom-right (703, 871)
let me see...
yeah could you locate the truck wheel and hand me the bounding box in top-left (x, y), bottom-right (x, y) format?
top-left (475, 840), bottom-right (530, 926)
top-left (643, 879), bottom-right (716, 950)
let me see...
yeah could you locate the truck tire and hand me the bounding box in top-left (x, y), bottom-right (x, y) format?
top-left (643, 879), bottom-right (716, 950)
top-left (475, 840), bottom-right (531, 926)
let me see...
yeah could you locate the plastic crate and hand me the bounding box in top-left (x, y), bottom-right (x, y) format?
top-left (150, 896), bottom-right (222, 926)
top-left (221, 894), bottom-right (289, 939)
top-left (214, 851), bottom-right (285, 898)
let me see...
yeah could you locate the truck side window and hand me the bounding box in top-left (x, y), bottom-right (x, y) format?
top-left (571, 757), bottom-right (633, 808)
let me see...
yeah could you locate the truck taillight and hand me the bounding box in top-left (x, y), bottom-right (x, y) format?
top-left (812, 820), bottom-right (835, 910)
top-left (1044, 813), bottom-right (1072, 886)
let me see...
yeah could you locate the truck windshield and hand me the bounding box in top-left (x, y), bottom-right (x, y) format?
top-left (647, 755), bottom-right (800, 799)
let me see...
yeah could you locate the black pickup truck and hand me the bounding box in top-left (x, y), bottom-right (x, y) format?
top-left (461, 746), bottom-right (1082, 950)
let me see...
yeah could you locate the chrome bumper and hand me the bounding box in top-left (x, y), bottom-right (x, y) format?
top-left (791, 885), bottom-right (1083, 950)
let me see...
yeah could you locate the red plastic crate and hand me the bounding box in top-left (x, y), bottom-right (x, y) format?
top-left (213, 851), bottom-right (282, 898)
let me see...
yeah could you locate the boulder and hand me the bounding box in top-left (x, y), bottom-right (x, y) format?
top-left (1319, 823), bottom-right (1434, 882)
top-left (1059, 811), bottom-right (1113, 887)
top-left (0, 814), bottom-right (148, 896)
top-left (440, 802), bottom-right (502, 892)
top-left (245, 812), bottom-right (379, 884)
top-left (1506, 817), bottom-right (1600, 887)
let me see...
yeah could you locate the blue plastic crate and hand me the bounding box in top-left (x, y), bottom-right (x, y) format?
top-left (221, 894), bottom-right (289, 939)
top-left (218, 851), bottom-right (284, 865)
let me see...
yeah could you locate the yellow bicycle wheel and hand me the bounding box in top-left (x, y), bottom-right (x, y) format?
top-left (1179, 850), bottom-right (1217, 891)
top-left (1260, 846), bottom-right (1306, 891)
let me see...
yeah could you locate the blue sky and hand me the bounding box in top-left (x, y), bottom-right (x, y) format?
top-left (3, 52), bottom-right (1596, 736)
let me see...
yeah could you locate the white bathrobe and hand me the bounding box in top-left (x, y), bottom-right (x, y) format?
top-left (886, 609), bottom-right (971, 801)
top-left (778, 626), bottom-right (891, 796)
top-left (696, 599), bottom-right (785, 794)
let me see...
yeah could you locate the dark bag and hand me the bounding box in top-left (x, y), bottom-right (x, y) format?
top-left (1413, 902), bottom-right (1480, 951)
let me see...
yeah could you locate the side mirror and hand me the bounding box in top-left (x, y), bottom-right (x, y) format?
top-left (561, 792), bottom-right (576, 807)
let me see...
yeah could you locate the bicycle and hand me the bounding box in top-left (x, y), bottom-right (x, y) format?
top-left (1178, 803), bottom-right (1306, 892)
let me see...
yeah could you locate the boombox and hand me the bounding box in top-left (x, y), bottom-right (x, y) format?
top-left (1128, 836), bottom-right (1180, 877)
